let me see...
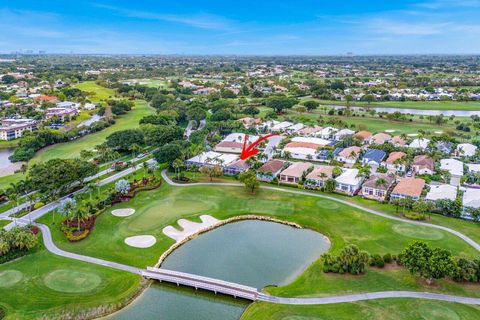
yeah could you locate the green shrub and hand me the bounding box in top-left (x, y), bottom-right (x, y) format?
top-left (383, 253), bottom-right (392, 263)
top-left (33, 202), bottom-right (44, 210)
top-left (404, 211), bottom-right (426, 221)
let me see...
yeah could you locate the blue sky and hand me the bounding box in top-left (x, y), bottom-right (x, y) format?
top-left (1, 0), bottom-right (480, 54)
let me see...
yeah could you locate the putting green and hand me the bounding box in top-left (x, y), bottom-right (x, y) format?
top-left (127, 197), bottom-right (217, 232)
top-left (44, 269), bottom-right (102, 293)
top-left (392, 224), bottom-right (444, 241)
top-left (0, 270), bottom-right (23, 288)
top-left (417, 303), bottom-right (460, 320)
top-left (316, 200), bottom-right (340, 210)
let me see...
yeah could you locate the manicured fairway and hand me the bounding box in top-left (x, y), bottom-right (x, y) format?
top-left (74, 81), bottom-right (116, 103)
top-left (30, 100), bottom-right (154, 164)
top-left (242, 299), bottom-right (480, 320)
top-left (0, 246), bottom-right (140, 319)
top-left (308, 98), bottom-right (480, 111)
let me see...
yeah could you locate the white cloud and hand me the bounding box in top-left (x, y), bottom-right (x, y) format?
top-left (93, 4), bottom-right (231, 30)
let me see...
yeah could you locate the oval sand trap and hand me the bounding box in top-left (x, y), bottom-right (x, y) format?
top-left (44, 269), bottom-right (101, 293)
top-left (112, 208), bottom-right (135, 217)
top-left (384, 129), bottom-right (396, 133)
top-left (125, 235), bottom-right (156, 248)
top-left (0, 270), bottom-right (23, 288)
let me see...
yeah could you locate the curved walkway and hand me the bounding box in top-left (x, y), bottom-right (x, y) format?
top-left (258, 291), bottom-right (480, 305)
top-left (35, 223), bottom-right (143, 275)
top-left (161, 170), bottom-right (480, 252)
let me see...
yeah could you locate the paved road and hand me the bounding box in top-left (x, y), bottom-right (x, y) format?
top-left (2, 159), bottom-right (156, 230)
top-left (161, 170), bottom-right (480, 253)
top-left (263, 135), bottom-right (283, 160)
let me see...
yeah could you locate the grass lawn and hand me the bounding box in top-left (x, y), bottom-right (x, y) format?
top-left (242, 299), bottom-right (480, 320)
top-left (74, 81), bottom-right (116, 103)
top-left (0, 219), bottom-right (10, 228)
top-left (30, 100), bottom-right (154, 164)
top-left (307, 98), bottom-right (480, 111)
top-left (0, 244), bottom-right (140, 319)
top-left (278, 108), bottom-right (463, 135)
top-left (0, 140), bottom-right (19, 149)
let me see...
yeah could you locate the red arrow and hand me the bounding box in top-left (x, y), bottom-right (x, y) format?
top-left (240, 133), bottom-right (279, 160)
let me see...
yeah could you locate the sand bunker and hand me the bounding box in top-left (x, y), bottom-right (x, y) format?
top-left (163, 215), bottom-right (220, 242)
top-left (112, 208), bottom-right (135, 217)
top-left (384, 129), bottom-right (395, 133)
top-left (125, 235), bottom-right (156, 248)
top-left (407, 133), bottom-right (419, 137)
top-left (434, 131), bottom-right (443, 134)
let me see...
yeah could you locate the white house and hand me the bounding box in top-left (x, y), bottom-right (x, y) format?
top-left (318, 127), bottom-right (338, 139)
top-left (408, 138), bottom-right (430, 150)
top-left (440, 158), bottom-right (464, 186)
top-left (285, 123), bottom-right (304, 134)
top-left (425, 184), bottom-right (457, 202)
top-left (334, 128), bottom-right (355, 140)
top-left (456, 143), bottom-right (477, 158)
top-left (462, 188), bottom-right (480, 219)
top-left (271, 121), bottom-right (294, 132)
top-left (335, 168), bottom-right (364, 195)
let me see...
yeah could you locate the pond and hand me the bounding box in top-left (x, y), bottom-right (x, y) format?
top-left (77, 114), bottom-right (102, 128)
top-left (110, 220), bottom-right (330, 320)
top-left (0, 148), bottom-right (14, 170)
top-left (330, 105), bottom-right (480, 117)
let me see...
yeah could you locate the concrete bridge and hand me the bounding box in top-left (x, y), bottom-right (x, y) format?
top-left (143, 267), bottom-right (261, 300)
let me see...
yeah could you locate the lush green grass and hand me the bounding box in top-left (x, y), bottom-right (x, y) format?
top-left (30, 100), bottom-right (154, 164)
top-left (0, 244), bottom-right (140, 319)
top-left (307, 98), bottom-right (480, 111)
top-left (0, 219), bottom-right (10, 228)
top-left (242, 299), bottom-right (480, 320)
top-left (0, 140), bottom-right (19, 149)
top-left (74, 81), bottom-right (116, 103)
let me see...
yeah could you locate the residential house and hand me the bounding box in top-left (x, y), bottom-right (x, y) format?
top-left (335, 168), bottom-right (364, 195)
top-left (361, 149), bottom-right (387, 168)
top-left (384, 151), bottom-right (407, 173)
top-left (440, 158), bottom-right (464, 186)
top-left (256, 159), bottom-right (287, 182)
top-left (371, 133), bottom-right (392, 145)
top-left (224, 160), bottom-right (249, 176)
top-left (283, 137), bottom-right (332, 160)
top-left (184, 151), bottom-right (238, 168)
top-left (425, 184), bottom-right (457, 202)
top-left (318, 127), bottom-right (338, 139)
top-left (285, 123), bottom-right (305, 134)
top-left (279, 162), bottom-right (313, 185)
top-left (271, 121), bottom-right (294, 132)
top-left (409, 138), bottom-right (430, 150)
top-left (456, 143), bottom-right (477, 158)
top-left (390, 178), bottom-right (426, 201)
top-left (412, 155), bottom-right (434, 175)
top-left (334, 146), bottom-right (361, 165)
top-left (214, 133), bottom-right (259, 153)
top-left (391, 136), bottom-right (406, 147)
top-left (361, 173), bottom-right (395, 201)
top-left (354, 131), bottom-right (373, 144)
top-left (298, 125), bottom-right (323, 136)
top-left (304, 165), bottom-right (334, 189)
top-left (45, 107), bottom-right (78, 121)
top-left (334, 128), bottom-right (355, 140)
top-left (462, 188), bottom-right (480, 219)
top-left (436, 141), bottom-right (453, 155)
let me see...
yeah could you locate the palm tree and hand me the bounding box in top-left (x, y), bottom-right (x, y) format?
top-left (70, 207), bottom-right (90, 231)
top-left (173, 158), bottom-right (183, 181)
top-left (375, 177), bottom-right (387, 188)
top-left (86, 182), bottom-right (97, 201)
top-left (8, 193), bottom-right (19, 217)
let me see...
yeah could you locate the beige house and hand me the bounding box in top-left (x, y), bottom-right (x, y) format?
top-left (361, 173), bottom-right (395, 201)
top-left (279, 162), bottom-right (313, 184)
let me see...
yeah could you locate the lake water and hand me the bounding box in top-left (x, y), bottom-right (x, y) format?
top-left (77, 114), bottom-right (102, 128)
top-left (331, 105), bottom-right (480, 117)
top-left (110, 220), bottom-right (330, 320)
top-left (0, 148), bottom-right (14, 170)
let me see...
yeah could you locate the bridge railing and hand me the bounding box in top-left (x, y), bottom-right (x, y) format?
top-left (143, 267), bottom-right (260, 300)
